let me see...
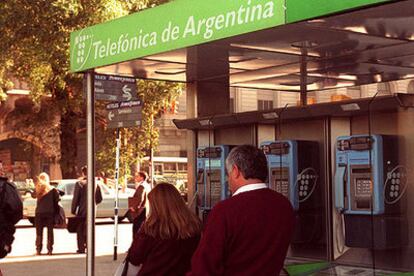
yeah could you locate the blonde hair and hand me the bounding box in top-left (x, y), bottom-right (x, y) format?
top-left (36, 172), bottom-right (52, 199)
top-left (142, 183), bottom-right (201, 240)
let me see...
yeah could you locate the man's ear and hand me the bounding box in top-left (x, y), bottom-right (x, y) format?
top-left (233, 165), bottom-right (241, 179)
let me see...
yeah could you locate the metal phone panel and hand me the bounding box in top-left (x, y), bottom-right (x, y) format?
top-left (261, 140), bottom-right (299, 210)
top-left (335, 134), bottom-right (384, 215)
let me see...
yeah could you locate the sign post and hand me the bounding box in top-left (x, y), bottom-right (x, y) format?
top-left (107, 100), bottom-right (143, 260)
top-left (113, 128), bottom-right (121, 261)
top-left (86, 71), bottom-right (96, 276)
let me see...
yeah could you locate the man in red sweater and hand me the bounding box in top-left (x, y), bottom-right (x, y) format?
top-left (188, 145), bottom-right (295, 276)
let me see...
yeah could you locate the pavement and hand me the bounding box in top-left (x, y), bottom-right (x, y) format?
top-left (0, 254), bottom-right (126, 276)
top-left (0, 219), bottom-right (133, 276)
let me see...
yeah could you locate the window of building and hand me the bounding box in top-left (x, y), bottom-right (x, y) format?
top-left (178, 163), bottom-right (187, 172)
top-left (230, 98), bottom-right (235, 113)
top-left (163, 162), bottom-right (176, 173)
top-left (258, 100), bottom-right (274, 111)
top-left (378, 82), bottom-right (391, 94)
top-left (154, 164), bottom-right (163, 175)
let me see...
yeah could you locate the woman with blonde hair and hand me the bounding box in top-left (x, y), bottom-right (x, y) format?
top-left (34, 172), bottom-right (59, 255)
top-left (127, 183), bottom-right (201, 275)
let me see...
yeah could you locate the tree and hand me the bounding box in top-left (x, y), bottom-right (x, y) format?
top-left (0, 0), bottom-right (176, 178)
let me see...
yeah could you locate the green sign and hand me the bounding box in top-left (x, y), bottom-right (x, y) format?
top-left (286, 0), bottom-right (393, 23)
top-left (70, 0), bottom-right (285, 72)
top-left (70, 0), bottom-right (395, 72)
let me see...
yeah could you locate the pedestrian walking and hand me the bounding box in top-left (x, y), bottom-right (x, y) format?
top-left (126, 183), bottom-right (201, 275)
top-left (188, 145), bottom-right (295, 276)
top-left (34, 172), bottom-right (59, 255)
top-left (0, 173), bottom-right (23, 259)
top-left (129, 171), bottom-right (151, 237)
top-left (71, 166), bottom-right (103, 253)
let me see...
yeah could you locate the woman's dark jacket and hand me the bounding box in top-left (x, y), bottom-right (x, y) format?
top-left (35, 189), bottom-right (59, 217)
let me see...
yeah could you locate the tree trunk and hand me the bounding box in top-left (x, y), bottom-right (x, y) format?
top-left (60, 110), bottom-right (79, 179)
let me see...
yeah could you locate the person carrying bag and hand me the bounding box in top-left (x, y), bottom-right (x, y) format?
top-left (53, 190), bottom-right (66, 229)
top-left (34, 172), bottom-right (59, 255)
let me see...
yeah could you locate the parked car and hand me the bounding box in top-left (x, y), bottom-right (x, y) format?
top-left (23, 179), bottom-right (135, 225)
top-left (13, 180), bottom-right (35, 198)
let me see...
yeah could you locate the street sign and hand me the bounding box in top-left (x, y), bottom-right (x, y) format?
top-left (106, 100), bottom-right (143, 129)
top-left (84, 73), bottom-right (138, 101)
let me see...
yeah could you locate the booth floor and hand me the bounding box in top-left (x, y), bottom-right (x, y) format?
top-left (282, 259), bottom-right (412, 276)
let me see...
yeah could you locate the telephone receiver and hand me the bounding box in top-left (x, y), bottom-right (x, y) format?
top-left (335, 165), bottom-right (347, 212)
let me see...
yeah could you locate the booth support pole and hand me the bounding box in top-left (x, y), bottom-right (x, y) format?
top-left (300, 46), bottom-right (308, 106)
top-left (86, 71), bottom-right (96, 276)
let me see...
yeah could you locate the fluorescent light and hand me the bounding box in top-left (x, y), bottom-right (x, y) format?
top-left (343, 26), bottom-right (368, 34)
top-left (341, 103), bottom-right (360, 111)
top-left (262, 112), bottom-right (278, 120)
top-left (199, 119), bottom-right (211, 126)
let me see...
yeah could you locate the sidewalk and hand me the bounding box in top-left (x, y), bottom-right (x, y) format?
top-left (0, 254), bottom-right (126, 276)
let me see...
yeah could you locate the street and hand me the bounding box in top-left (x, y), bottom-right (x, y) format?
top-left (0, 219), bottom-right (133, 275)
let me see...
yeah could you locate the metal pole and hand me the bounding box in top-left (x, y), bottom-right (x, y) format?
top-left (86, 71), bottom-right (96, 276)
top-left (149, 113), bottom-right (154, 188)
top-left (300, 44), bottom-right (308, 106)
top-left (113, 128), bottom-right (120, 261)
top-left (124, 130), bottom-right (128, 190)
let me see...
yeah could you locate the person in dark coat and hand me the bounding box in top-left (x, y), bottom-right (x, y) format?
top-left (34, 172), bottom-right (59, 255)
top-left (0, 173), bottom-right (23, 259)
top-left (127, 183), bottom-right (201, 276)
top-left (71, 166), bottom-right (103, 253)
top-left (188, 145), bottom-right (295, 276)
top-left (130, 171), bottom-right (151, 237)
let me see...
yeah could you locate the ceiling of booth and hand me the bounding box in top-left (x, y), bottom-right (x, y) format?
top-left (95, 0), bottom-right (414, 92)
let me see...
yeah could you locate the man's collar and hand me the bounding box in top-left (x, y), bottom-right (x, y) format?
top-left (233, 183), bottom-right (268, 196)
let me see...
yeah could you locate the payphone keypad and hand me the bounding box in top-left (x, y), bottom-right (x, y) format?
top-left (297, 168), bottom-right (318, 202)
top-left (384, 166), bottom-right (407, 204)
top-left (271, 168), bottom-right (289, 198)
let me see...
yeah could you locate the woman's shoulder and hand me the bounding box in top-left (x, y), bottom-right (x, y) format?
top-left (45, 188), bottom-right (58, 198)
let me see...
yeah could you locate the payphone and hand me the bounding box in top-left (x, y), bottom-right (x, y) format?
top-left (261, 140), bottom-right (322, 244)
top-left (335, 135), bottom-right (408, 249)
top-left (196, 145), bottom-right (233, 222)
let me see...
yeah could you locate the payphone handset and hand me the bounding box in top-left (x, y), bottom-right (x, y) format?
top-left (261, 140), bottom-right (319, 211)
top-left (335, 135), bottom-right (385, 215)
top-left (196, 145), bottom-right (231, 212)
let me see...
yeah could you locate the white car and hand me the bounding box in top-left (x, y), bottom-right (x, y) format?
top-left (23, 179), bottom-right (136, 224)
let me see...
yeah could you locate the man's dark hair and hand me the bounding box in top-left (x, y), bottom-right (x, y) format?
top-left (137, 171), bottom-right (148, 181)
top-left (226, 145), bottom-right (268, 182)
top-left (81, 166), bottom-right (87, 176)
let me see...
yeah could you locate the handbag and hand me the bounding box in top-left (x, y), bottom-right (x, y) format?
top-left (53, 189), bottom-right (67, 229)
top-left (67, 217), bottom-right (81, 233)
top-left (54, 203), bottom-right (67, 228)
top-left (114, 257), bottom-right (141, 276)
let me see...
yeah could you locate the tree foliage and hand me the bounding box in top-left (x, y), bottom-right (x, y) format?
top-left (0, 0), bottom-right (179, 178)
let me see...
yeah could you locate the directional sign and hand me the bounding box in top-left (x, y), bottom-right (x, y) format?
top-left (106, 100), bottom-right (143, 129)
top-left (84, 73), bottom-right (138, 102)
